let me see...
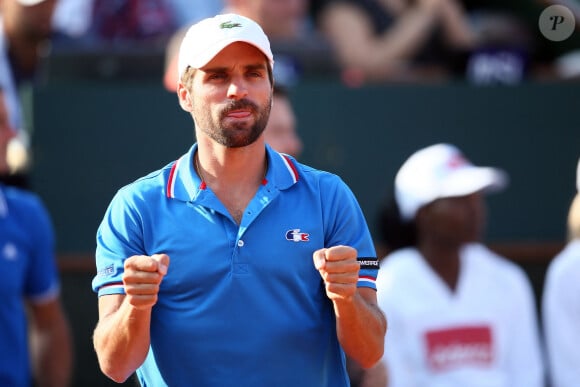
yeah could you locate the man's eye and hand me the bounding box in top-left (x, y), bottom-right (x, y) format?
top-left (209, 73), bottom-right (227, 80)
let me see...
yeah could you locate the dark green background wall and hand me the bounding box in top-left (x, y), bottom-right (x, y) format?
top-left (31, 79), bottom-right (579, 252)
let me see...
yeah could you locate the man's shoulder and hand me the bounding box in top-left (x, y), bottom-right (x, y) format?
top-left (113, 161), bottom-right (175, 203)
top-left (290, 159), bottom-right (344, 185)
top-left (122, 161), bottom-right (174, 190)
top-left (269, 150), bottom-right (344, 190)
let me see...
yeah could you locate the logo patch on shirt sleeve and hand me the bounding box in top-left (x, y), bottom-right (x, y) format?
top-left (357, 257), bottom-right (379, 270)
top-left (96, 264), bottom-right (116, 278)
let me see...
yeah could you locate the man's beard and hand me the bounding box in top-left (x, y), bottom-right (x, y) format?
top-left (195, 97), bottom-right (272, 148)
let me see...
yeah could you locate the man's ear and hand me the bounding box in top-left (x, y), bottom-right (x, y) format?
top-left (177, 82), bottom-right (193, 112)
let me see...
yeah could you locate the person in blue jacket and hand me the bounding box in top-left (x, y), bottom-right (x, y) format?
top-left (0, 87), bottom-right (72, 387)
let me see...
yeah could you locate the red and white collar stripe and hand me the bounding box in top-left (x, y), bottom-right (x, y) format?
top-left (281, 154), bottom-right (299, 184)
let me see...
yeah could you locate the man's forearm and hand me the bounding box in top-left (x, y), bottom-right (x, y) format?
top-left (335, 289), bottom-right (387, 369)
top-left (93, 298), bottom-right (153, 383)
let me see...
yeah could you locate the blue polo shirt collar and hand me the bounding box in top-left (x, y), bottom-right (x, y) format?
top-left (166, 144), bottom-right (300, 203)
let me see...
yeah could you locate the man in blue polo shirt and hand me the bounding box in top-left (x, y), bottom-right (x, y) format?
top-left (92, 13), bottom-right (387, 387)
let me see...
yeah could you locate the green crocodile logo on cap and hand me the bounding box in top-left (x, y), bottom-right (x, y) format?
top-left (220, 21), bottom-right (242, 29)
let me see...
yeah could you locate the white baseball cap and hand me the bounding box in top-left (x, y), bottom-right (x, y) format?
top-left (177, 13), bottom-right (274, 79)
top-left (395, 143), bottom-right (508, 221)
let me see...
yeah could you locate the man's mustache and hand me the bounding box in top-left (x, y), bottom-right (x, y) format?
top-left (220, 99), bottom-right (258, 117)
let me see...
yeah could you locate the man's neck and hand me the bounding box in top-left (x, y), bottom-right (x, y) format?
top-left (195, 140), bottom-right (267, 224)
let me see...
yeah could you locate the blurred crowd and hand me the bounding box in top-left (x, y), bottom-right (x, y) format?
top-left (1, 1), bottom-right (579, 386)
top-left (21, 0), bottom-right (580, 86)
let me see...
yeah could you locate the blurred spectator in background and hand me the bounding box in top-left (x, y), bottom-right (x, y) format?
top-left (90, 0), bottom-right (175, 46)
top-left (165, 0), bottom-right (223, 30)
top-left (461, 0), bottom-right (580, 83)
top-left (542, 157), bottom-right (580, 387)
top-left (0, 87), bottom-right (73, 387)
top-left (462, 6), bottom-right (534, 85)
top-left (0, 0), bottom-right (57, 188)
top-left (1, 0), bottom-right (56, 79)
top-left (311, 0), bottom-right (580, 84)
top-left (51, 0), bottom-right (93, 43)
top-left (375, 143), bottom-right (545, 387)
top-left (310, 0), bottom-right (477, 85)
top-left (222, 0), bottom-right (311, 41)
top-left (0, 2), bottom-right (25, 185)
top-left (53, 0), bottom-right (222, 44)
top-left (263, 85), bottom-right (303, 159)
top-left (460, 0), bottom-right (549, 84)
